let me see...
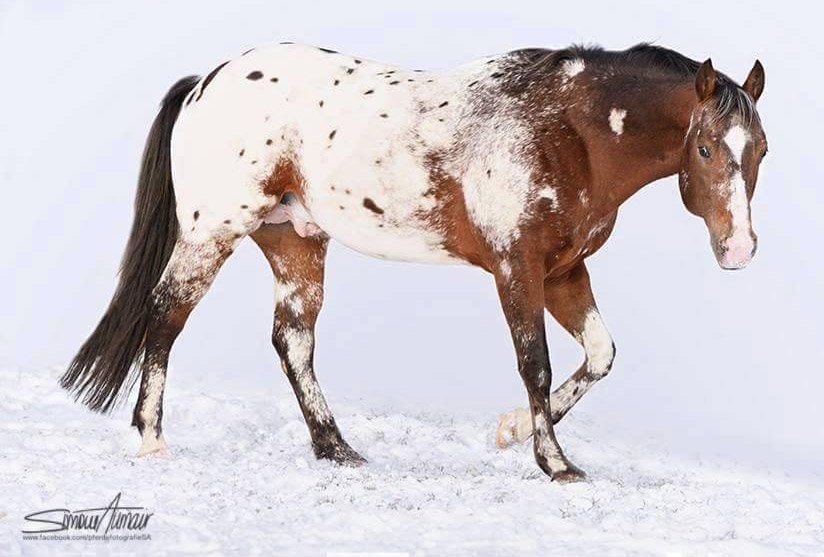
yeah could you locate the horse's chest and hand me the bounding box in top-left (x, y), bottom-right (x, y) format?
top-left (550, 211), bottom-right (617, 272)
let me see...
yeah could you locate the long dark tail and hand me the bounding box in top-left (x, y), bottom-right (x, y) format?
top-left (61, 75), bottom-right (200, 413)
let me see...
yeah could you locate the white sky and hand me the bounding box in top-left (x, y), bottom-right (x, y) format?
top-left (1, 0), bottom-right (822, 477)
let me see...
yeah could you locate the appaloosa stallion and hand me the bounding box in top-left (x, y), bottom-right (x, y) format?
top-left (63, 43), bottom-right (766, 482)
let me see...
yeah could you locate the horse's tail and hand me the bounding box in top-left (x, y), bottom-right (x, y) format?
top-left (61, 75), bottom-right (200, 413)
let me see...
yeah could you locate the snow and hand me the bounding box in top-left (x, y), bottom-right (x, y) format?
top-left (1, 367), bottom-right (823, 557)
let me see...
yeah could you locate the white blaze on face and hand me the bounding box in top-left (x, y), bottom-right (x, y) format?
top-left (720, 125), bottom-right (755, 267)
top-left (724, 125), bottom-right (748, 165)
top-left (608, 108), bottom-right (627, 135)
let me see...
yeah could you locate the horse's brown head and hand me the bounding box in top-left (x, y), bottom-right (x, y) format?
top-left (679, 59), bottom-right (766, 270)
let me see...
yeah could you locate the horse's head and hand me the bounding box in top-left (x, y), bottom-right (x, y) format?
top-left (679, 59), bottom-right (766, 270)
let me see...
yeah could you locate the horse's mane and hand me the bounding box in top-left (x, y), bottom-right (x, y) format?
top-left (510, 43), bottom-right (757, 124)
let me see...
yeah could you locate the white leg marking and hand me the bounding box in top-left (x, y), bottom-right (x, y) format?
top-left (282, 327), bottom-right (333, 424)
top-left (580, 309), bottom-right (614, 378)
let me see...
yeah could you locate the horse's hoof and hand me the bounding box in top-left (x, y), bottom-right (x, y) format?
top-left (318, 444), bottom-right (367, 467)
top-left (495, 408), bottom-right (532, 449)
top-left (137, 433), bottom-right (171, 458)
top-left (552, 464), bottom-right (588, 484)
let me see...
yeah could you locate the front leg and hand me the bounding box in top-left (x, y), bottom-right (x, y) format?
top-left (496, 263), bottom-right (615, 447)
top-left (546, 263), bottom-right (615, 423)
top-left (494, 254), bottom-right (586, 482)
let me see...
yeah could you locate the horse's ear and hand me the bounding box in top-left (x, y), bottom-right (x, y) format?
top-left (695, 58), bottom-right (717, 101)
top-left (743, 60), bottom-right (765, 102)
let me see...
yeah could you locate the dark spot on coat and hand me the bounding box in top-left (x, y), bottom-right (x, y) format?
top-left (319, 100), bottom-right (324, 107)
top-left (334, 79), bottom-right (340, 86)
top-left (354, 59), bottom-right (362, 64)
top-left (345, 188), bottom-right (351, 195)
top-left (328, 130), bottom-right (337, 140)
top-left (426, 79), bottom-right (434, 83)
top-left (364, 89), bottom-right (374, 95)
top-left (487, 169), bottom-right (492, 177)
top-left (339, 205), bottom-right (345, 210)
top-left (380, 113), bottom-right (388, 118)
top-left (407, 79), bottom-right (414, 82)
top-left (266, 139), bottom-right (273, 145)
top-left (280, 41), bottom-right (294, 44)
top-left (438, 101), bottom-right (449, 108)
top-left (241, 204), bottom-right (248, 209)
top-left (330, 185), bottom-right (336, 191)
top-left (270, 77), bottom-right (279, 83)
top-left (389, 80), bottom-right (400, 85)
top-left (469, 80), bottom-right (479, 87)
top-left (247, 71), bottom-right (264, 80)
top-left (239, 149), bottom-right (245, 157)
top-left (346, 68), bottom-right (355, 74)
top-left (224, 219), bottom-right (231, 224)
top-left (573, 386), bottom-right (580, 396)
top-left (318, 47), bottom-right (338, 54)
top-left (196, 60), bottom-right (230, 101)
top-left (251, 160), bottom-right (258, 165)
top-left (193, 211), bottom-right (200, 221)
top-left (414, 69), bottom-right (424, 72)
top-left (363, 198), bottom-right (384, 215)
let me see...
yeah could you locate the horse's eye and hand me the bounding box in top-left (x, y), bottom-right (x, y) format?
top-left (698, 145), bottom-right (711, 158)
top-left (761, 148), bottom-right (768, 159)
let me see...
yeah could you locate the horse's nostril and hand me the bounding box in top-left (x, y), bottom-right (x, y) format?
top-left (717, 241), bottom-right (729, 255)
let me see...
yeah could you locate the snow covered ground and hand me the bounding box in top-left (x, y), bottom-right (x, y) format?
top-left (1, 366), bottom-right (823, 557)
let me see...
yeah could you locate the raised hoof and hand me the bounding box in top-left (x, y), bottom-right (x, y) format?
top-left (552, 464), bottom-right (588, 484)
top-left (495, 408), bottom-right (532, 449)
top-left (316, 443), bottom-right (367, 467)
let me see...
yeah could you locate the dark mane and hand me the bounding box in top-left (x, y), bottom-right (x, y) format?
top-left (509, 43), bottom-right (757, 124)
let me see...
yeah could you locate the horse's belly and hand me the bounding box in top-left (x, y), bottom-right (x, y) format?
top-left (306, 191), bottom-right (460, 264)
top-left (304, 174), bottom-right (463, 263)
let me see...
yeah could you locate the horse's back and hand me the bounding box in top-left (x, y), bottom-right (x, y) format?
top-left (170, 43), bottom-right (485, 263)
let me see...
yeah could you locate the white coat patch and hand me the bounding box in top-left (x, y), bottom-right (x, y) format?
top-left (609, 108), bottom-right (627, 135)
top-left (539, 186), bottom-right (559, 208)
top-left (563, 59), bottom-right (585, 78)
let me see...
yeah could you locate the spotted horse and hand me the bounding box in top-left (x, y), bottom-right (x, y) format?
top-left (63, 42), bottom-right (767, 483)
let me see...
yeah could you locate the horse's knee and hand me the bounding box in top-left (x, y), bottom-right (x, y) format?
top-left (588, 341), bottom-right (615, 379)
top-left (581, 309), bottom-right (615, 379)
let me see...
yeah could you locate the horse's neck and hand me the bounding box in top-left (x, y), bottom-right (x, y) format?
top-left (578, 79), bottom-right (697, 212)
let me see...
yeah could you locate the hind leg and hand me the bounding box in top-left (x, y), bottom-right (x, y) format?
top-left (133, 235), bottom-right (239, 456)
top-left (251, 224), bottom-right (365, 465)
